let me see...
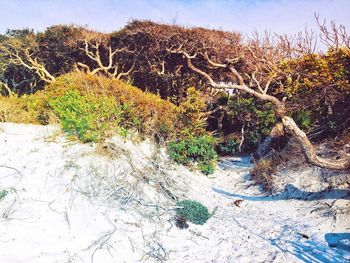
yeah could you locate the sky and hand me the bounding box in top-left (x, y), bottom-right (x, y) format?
top-left (0, 0), bottom-right (349, 36)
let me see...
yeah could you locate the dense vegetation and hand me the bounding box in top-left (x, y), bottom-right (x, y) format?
top-left (0, 19), bottom-right (349, 174)
top-left (176, 200), bottom-right (211, 225)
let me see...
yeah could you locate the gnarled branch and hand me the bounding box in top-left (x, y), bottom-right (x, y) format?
top-left (168, 44), bottom-right (350, 170)
top-left (1, 44), bottom-right (56, 83)
top-left (78, 40), bottom-right (136, 80)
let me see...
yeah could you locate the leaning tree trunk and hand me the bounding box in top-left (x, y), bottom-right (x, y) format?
top-left (255, 123), bottom-right (284, 159)
top-left (169, 47), bottom-right (350, 170)
top-left (282, 116), bottom-right (350, 170)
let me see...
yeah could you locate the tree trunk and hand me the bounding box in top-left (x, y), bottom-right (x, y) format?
top-left (173, 48), bottom-right (350, 170)
top-left (282, 116), bottom-right (350, 170)
top-left (254, 123), bottom-right (284, 159)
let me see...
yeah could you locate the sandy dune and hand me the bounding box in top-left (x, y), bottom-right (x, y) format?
top-left (0, 123), bottom-right (349, 262)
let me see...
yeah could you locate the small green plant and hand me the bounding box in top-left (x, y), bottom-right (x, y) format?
top-left (217, 139), bottom-right (239, 155)
top-left (244, 130), bottom-right (260, 152)
top-left (197, 160), bottom-right (215, 175)
top-left (292, 110), bottom-right (313, 131)
top-left (328, 120), bottom-right (337, 130)
top-left (118, 127), bottom-right (129, 138)
top-left (49, 90), bottom-right (122, 142)
top-left (177, 87), bottom-right (207, 137)
top-left (0, 189), bottom-right (8, 200)
top-left (176, 200), bottom-right (210, 225)
top-left (167, 135), bottom-right (217, 174)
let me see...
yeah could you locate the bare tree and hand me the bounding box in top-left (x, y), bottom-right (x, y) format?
top-left (77, 39), bottom-right (135, 80)
top-left (168, 31), bottom-right (350, 170)
top-left (0, 76), bottom-right (37, 96)
top-left (315, 13), bottom-right (350, 49)
top-left (0, 37), bottom-right (56, 84)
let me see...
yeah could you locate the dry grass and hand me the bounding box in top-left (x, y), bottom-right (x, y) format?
top-left (250, 138), bottom-right (306, 192)
top-left (250, 158), bottom-right (276, 193)
top-left (0, 93), bottom-right (54, 124)
top-left (0, 96), bottom-right (38, 124)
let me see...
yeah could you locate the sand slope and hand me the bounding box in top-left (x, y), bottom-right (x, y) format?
top-left (0, 123), bottom-right (349, 262)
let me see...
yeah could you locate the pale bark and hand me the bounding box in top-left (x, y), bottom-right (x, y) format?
top-left (169, 48), bottom-right (350, 170)
top-left (0, 82), bottom-right (14, 96)
top-left (78, 40), bottom-right (135, 80)
top-left (282, 116), bottom-right (350, 170)
top-left (255, 123), bottom-right (284, 159)
top-left (3, 46), bottom-right (56, 83)
top-left (238, 122), bottom-right (245, 152)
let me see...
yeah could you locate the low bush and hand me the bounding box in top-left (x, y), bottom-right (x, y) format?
top-left (292, 110), bottom-right (313, 131)
top-left (0, 94), bottom-right (50, 124)
top-left (176, 199), bottom-right (210, 225)
top-left (0, 73), bottom-right (182, 143)
top-left (167, 135), bottom-right (217, 174)
top-left (46, 72), bottom-right (180, 141)
top-left (49, 90), bottom-right (122, 142)
top-left (0, 74), bottom-right (221, 174)
top-left (217, 138), bottom-right (239, 155)
top-left (250, 158), bottom-right (276, 193)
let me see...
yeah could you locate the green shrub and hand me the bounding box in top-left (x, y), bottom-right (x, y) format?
top-left (47, 72), bottom-right (180, 140)
top-left (292, 110), bottom-right (312, 131)
top-left (0, 189), bottom-right (8, 200)
top-left (0, 94), bottom-right (50, 124)
top-left (197, 161), bottom-right (216, 175)
top-left (244, 130), bottom-right (260, 152)
top-left (177, 87), bottom-right (207, 137)
top-left (217, 139), bottom-right (239, 155)
top-left (49, 90), bottom-right (122, 142)
top-left (176, 200), bottom-right (210, 225)
top-left (167, 135), bottom-right (217, 174)
top-left (229, 97), bottom-right (277, 151)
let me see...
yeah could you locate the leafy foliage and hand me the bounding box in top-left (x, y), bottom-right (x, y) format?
top-left (0, 21), bottom-right (349, 173)
top-left (0, 189), bottom-right (8, 201)
top-left (0, 93), bottom-right (50, 124)
top-left (176, 200), bottom-right (210, 225)
top-left (177, 87), bottom-right (207, 137)
top-left (167, 135), bottom-right (217, 174)
top-left (281, 48), bottom-right (350, 136)
top-left (217, 139), bottom-right (239, 155)
top-left (229, 96), bottom-right (277, 151)
top-left (49, 90), bottom-right (122, 142)
top-left (292, 110), bottom-right (313, 131)
top-left (0, 72), bottom-right (182, 143)
top-left (46, 72), bottom-right (180, 141)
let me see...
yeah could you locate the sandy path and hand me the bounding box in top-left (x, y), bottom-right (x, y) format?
top-left (0, 123), bottom-right (349, 262)
top-left (201, 157), bottom-right (350, 262)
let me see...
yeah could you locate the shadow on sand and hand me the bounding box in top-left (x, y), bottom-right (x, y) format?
top-left (213, 185), bottom-right (350, 262)
top-left (325, 233), bottom-right (350, 252)
top-left (212, 184), bottom-right (350, 201)
top-left (271, 238), bottom-right (350, 263)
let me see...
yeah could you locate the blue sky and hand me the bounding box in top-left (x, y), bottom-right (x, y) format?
top-left (0, 0), bottom-right (349, 35)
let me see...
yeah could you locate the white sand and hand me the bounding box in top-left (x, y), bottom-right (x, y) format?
top-left (0, 122), bottom-right (349, 262)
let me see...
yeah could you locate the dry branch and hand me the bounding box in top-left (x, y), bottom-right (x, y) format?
top-left (168, 35), bottom-right (350, 170)
top-left (78, 40), bottom-right (135, 80)
top-left (1, 44), bottom-right (56, 83)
